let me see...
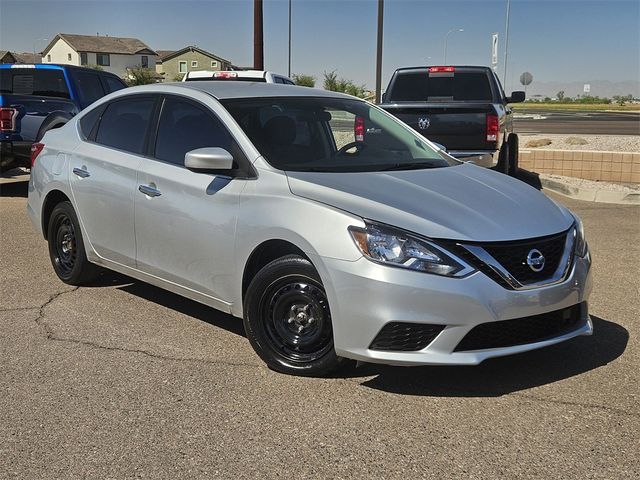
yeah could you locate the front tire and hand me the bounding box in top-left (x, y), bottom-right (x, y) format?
top-left (47, 201), bottom-right (99, 285)
top-left (243, 255), bottom-right (346, 376)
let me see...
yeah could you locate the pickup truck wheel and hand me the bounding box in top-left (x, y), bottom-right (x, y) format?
top-left (496, 141), bottom-right (510, 175)
top-left (243, 254), bottom-right (347, 376)
top-left (508, 134), bottom-right (519, 177)
top-left (47, 201), bottom-right (99, 285)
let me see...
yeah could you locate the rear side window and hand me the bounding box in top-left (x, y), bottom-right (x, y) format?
top-left (95, 97), bottom-right (155, 154)
top-left (0, 68), bottom-right (70, 98)
top-left (390, 71), bottom-right (493, 101)
top-left (154, 97), bottom-right (237, 165)
top-left (102, 76), bottom-right (126, 93)
top-left (74, 71), bottom-right (105, 107)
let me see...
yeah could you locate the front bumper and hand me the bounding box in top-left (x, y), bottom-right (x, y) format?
top-left (320, 254), bottom-right (592, 366)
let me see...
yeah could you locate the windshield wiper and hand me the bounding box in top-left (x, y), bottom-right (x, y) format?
top-left (379, 162), bottom-right (442, 171)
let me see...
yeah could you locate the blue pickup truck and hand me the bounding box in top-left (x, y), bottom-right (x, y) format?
top-left (0, 64), bottom-right (127, 172)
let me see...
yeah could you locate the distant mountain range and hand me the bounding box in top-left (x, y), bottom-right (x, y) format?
top-left (519, 80), bottom-right (639, 99)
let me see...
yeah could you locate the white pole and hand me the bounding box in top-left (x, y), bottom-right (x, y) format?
top-left (502, 0), bottom-right (511, 88)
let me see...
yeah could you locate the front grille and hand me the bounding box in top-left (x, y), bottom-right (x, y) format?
top-left (370, 322), bottom-right (445, 351)
top-left (454, 303), bottom-right (585, 352)
top-left (481, 231), bottom-right (568, 284)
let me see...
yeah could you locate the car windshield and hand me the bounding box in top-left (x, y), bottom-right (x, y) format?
top-left (221, 97), bottom-right (458, 172)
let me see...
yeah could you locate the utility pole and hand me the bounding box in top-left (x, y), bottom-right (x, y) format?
top-left (502, 0), bottom-right (511, 88)
top-left (254, 0), bottom-right (264, 70)
top-left (374, 0), bottom-right (384, 104)
top-left (288, 0), bottom-right (292, 77)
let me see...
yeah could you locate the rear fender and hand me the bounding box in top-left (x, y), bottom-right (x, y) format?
top-left (35, 112), bottom-right (74, 142)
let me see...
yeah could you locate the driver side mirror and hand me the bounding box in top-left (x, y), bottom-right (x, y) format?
top-left (185, 147), bottom-right (234, 172)
top-left (507, 91), bottom-right (525, 103)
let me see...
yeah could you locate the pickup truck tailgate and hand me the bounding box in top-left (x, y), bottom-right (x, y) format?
top-left (383, 103), bottom-right (495, 151)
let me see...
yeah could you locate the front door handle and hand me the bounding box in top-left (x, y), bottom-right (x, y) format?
top-left (72, 167), bottom-right (90, 178)
top-left (138, 184), bottom-right (162, 197)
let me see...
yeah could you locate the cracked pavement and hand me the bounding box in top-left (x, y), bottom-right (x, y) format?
top-left (1, 181), bottom-right (639, 479)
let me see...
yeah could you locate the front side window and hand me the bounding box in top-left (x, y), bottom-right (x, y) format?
top-left (154, 97), bottom-right (237, 166)
top-left (141, 56), bottom-right (148, 68)
top-left (179, 61), bottom-right (187, 73)
top-left (102, 76), bottom-right (126, 93)
top-left (96, 53), bottom-right (110, 66)
top-left (95, 97), bottom-right (155, 154)
top-left (80, 52), bottom-right (88, 65)
top-left (223, 97), bottom-right (457, 173)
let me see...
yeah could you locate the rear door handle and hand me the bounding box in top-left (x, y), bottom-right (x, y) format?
top-left (138, 184), bottom-right (162, 197)
top-left (72, 167), bottom-right (90, 178)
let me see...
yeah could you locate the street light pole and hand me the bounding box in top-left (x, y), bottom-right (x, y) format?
top-left (502, 0), bottom-right (511, 88)
top-left (288, 0), bottom-right (292, 77)
top-left (443, 28), bottom-right (463, 64)
top-left (374, 0), bottom-right (384, 104)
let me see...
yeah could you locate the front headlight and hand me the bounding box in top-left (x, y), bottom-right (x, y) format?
top-left (574, 216), bottom-right (588, 258)
top-left (348, 222), bottom-right (475, 277)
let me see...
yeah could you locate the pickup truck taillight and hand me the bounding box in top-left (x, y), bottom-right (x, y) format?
top-left (0, 107), bottom-right (18, 132)
top-left (30, 143), bottom-right (44, 166)
top-left (486, 114), bottom-right (499, 142)
top-left (354, 116), bottom-right (365, 142)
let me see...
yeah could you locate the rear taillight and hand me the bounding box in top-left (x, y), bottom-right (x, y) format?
top-left (0, 107), bottom-right (18, 131)
top-left (30, 143), bottom-right (44, 166)
top-left (486, 114), bottom-right (499, 142)
top-left (354, 116), bottom-right (365, 142)
top-left (428, 66), bottom-right (455, 73)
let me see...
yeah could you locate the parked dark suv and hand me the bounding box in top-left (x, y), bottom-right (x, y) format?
top-left (0, 64), bottom-right (126, 172)
top-left (380, 66), bottom-right (525, 176)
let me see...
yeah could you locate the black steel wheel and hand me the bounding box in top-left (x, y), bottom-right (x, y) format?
top-left (243, 254), bottom-right (347, 376)
top-left (47, 201), bottom-right (99, 285)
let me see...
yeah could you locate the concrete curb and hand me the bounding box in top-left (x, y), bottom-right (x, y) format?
top-left (540, 177), bottom-right (640, 205)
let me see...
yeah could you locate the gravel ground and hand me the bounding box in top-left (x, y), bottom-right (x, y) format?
top-left (520, 134), bottom-right (640, 152)
top-left (540, 173), bottom-right (640, 192)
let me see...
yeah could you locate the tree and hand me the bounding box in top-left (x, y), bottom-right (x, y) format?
top-left (292, 74), bottom-right (315, 87)
top-left (556, 90), bottom-right (565, 102)
top-left (125, 67), bottom-right (157, 86)
top-left (612, 94), bottom-right (633, 106)
top-left (323, 70), bottom-right (368, 98)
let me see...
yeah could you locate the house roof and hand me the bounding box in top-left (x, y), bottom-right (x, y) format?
top-left (43, 33), bottom-right (157, 56)
top-left (156, 50), bottom-right (176, 61)
top-left (156, 46), bottom-right (230, 64)
top-left (0, 50), bottom-right (17, 63)
top-left (13, 52), bottom-right (40, 64)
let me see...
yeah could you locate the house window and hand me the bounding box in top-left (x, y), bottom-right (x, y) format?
top-left (80, 52), bottom-right (88, 65)
top-left (96, 53), bottom-right (110, 66)
top-left (211, 61), bottom-right (218, 68)
top-left (141, 56), bottom-right (148, 68)
top-left (67, 53), bottom-right (72, 61)
top-left (47, 55), bottom-right (51, 62)
top-left (191, 61), bottom-right (198, 68)
top-left (179, 61), bottom-right (187, 73)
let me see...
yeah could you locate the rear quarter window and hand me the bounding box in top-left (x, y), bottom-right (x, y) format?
top-left (0, 68), bottom-right (70, 99)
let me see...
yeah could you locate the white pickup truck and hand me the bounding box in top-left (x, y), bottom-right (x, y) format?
top-left (182, 70), bottom-right (295, 84)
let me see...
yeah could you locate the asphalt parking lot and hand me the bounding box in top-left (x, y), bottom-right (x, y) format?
top-left (514, 110), bottom-right (640, 135)
top-left (1, 180), bottom-right (639, 479)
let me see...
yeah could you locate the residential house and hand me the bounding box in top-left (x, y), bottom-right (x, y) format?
top-left (14, 52), bottom-right (41, 64)
top-left (41, 33), bottom-right (157, 78)
top-left (155, 46), bottom-right (231, 81)
top-left (0, 51), bottom-right (18, 63)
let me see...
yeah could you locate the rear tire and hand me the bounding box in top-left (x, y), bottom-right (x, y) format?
top-left (243, 254), bottom-right (347, 376)
top-left (47, 201), bottom-right (99, 285)
top-left (507, 133), bottom-right (519, 177)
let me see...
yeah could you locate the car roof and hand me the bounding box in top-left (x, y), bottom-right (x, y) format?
top-left (0, 63), bottom-right (121, 77)
top-left (140, 81), bottom-right (355, 101)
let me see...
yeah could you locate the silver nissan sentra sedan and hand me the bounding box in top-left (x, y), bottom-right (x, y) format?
top-left (27, 82), bottom-right (592, 376)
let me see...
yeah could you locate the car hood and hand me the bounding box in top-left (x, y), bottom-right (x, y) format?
top-left (286, 163), bottom-right (574, 242)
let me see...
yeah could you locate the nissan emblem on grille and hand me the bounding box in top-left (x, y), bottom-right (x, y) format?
top-left (526, 249), bottom-right (545, 272)
top-left (418, 117), bottom-right (430, 130)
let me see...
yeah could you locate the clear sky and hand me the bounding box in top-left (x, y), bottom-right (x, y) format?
top-left (1, 0), bottom-right (639, 92)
